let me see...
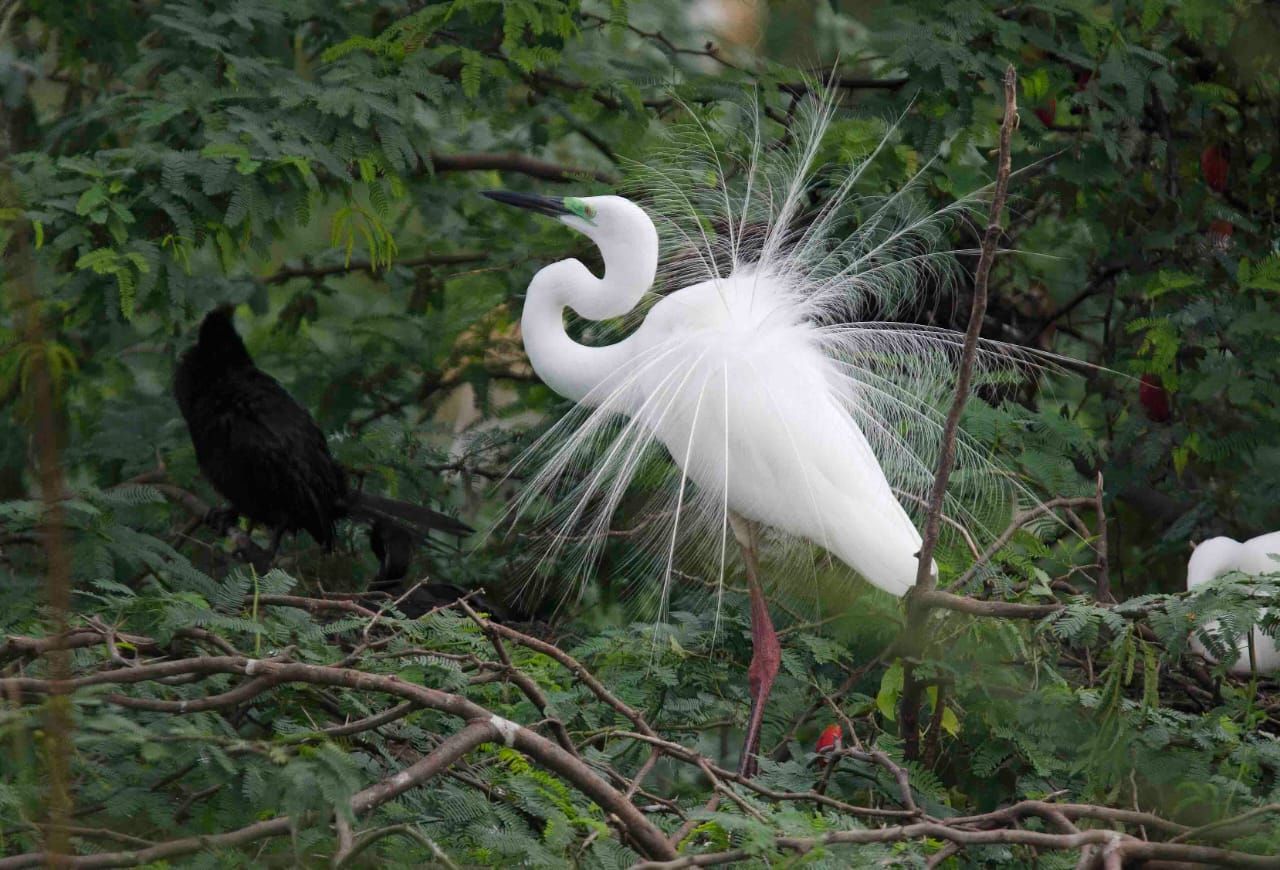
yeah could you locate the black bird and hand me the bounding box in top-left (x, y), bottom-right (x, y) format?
top-left (173, 306), bottom-right (471, 562)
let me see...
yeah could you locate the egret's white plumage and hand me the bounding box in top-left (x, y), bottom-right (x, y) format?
top-left (517, 204), bottom-right (929, 595)
top-left (1187, 533), bottom-right (1280, 675)
top-left (490, 89), bottom-right (1050, 776)
top-left (498, 91), bottom-right (1037, 612)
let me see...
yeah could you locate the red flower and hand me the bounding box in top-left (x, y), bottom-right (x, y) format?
top-left (1200, 145), bottom-right (1229, 193)
top-left (815, 723), bottom-right (842, 767)
top-left (1034, 97), bottom-right (1057, 127)
top-left (1139, 374), bottom-right (1172, 423)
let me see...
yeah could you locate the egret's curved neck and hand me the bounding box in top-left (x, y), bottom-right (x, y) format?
top-left (521, 213), bottom-right (658, 406)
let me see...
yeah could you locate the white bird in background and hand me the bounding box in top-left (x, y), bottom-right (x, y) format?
top-left (1187, 533), bottom-right (1280, 676)
top-left (485, 92), bottom-right (1030, 775)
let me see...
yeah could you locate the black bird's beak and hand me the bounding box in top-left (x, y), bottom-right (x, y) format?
top-left (482, 190), bottom-right (571, 218)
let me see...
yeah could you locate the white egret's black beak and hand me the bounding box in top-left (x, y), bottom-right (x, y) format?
top-left (482, 190), bottom-right (571, 218)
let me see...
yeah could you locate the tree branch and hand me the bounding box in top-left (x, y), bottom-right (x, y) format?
top-left (899, 66), bottom-right (1019, 759)
top-left (265, 251), bottom-right (486, 284)
top-left (949, 496), bottom-right (1098, 590)
top-left (430, 151), bottom-right (616, 184)
top-left (630, 824), bottom-right (1280, 869)
top-left (456, 600), bottom-right (659, 738)
top-left (0, 655), bottom-right (677, 862)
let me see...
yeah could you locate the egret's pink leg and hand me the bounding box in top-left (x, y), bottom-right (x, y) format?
top-left (730, 513), bottom-right (780, 778)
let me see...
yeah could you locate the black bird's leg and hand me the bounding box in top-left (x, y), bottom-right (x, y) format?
top-left (267, 527), bottom-right (285, 563)
top-left (234, 526), bottom-right (282, 572)
top-left (204, 505), bottom-right (238, 535)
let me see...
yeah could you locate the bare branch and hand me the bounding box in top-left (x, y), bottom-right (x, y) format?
top-left (457, 600), bottom-right (659, 738)
top-left (0, 655), bottom-right (677, 862)
top-left (950, 496), bottom-right (1098, 589)
top-left (321, 701), bottom-right (419, 738)
top-left (104, 677), bottom-right (276, 713)
top-left (914, 590), bottom-right (1063, 619)
top-left (430, 151), bottom-right (616, 184)
top-left (913, 64), bottom-right (1019, 595)
top-left (1, 629), bottom-right (157, 663)
top-left (899, 66), bottom-right (1019, 759)
top-left (265, 251), bottom-right (487, 285)
top-left (630, 824), bottom-right (1280, 869)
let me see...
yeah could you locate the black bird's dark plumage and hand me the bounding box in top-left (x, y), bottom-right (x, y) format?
top-left (369, 518), bottom-right (414, 586)
top-left (174, 307), bottom-right (471, 557)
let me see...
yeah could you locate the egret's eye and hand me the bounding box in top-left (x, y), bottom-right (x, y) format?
top-left (564, 197), bottom-right (597, 224)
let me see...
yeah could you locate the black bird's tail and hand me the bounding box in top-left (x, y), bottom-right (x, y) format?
top-left (346, 492), bottom-right (473, 539)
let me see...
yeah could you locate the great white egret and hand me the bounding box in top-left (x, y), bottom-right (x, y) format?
top-left (486, 93), bottom-right (1032, 774)
top-left (1187, 534), bottom-right (1280, 675)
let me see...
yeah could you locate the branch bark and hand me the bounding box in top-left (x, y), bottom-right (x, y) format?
top-left (430, 151), bottom-right (616, 184)
top-left (457, 600), bottom-right (659, 738)
top-left (898, 65), bottom-right (1020, 759)
top-left (630, 824), bottom-right (1280, 869)
top-left (265, 251), bottom-right (486, 284)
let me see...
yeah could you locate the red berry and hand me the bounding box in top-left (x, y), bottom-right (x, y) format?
top-left (1034, 97), bottom-right (1057, 127)
top-left (1139, 374), bottom-right (1172, 423)
top-left (1200, 145), bottom-right (1229, 193)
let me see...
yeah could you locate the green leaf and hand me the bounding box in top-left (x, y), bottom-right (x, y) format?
top-left (1021, 68), bottom-right (1051, 103)
top-left (876, 662), bottom-right (904, 722)
top-left (75, 185), bottom-right (108, 218)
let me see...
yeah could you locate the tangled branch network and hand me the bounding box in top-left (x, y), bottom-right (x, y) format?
top-left (3, 594), bottom-right (1278, 868)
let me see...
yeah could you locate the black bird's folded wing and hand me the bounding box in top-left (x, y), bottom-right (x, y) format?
top-left (185, 366), bottom-right (348, 546)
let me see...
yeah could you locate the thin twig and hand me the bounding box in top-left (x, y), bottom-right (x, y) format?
top-left (456, 599), bottom-right (659, 738)
top-left (1094, 472), bottom-right (1113, 603)
top-left (0, 656), bottom-right (678, 863)
top-left (1168, 802), bottom-right (1280, 844)
top-left (265, 251), bottom-right (486, 284)
top-left (950, 497), bottom-right (1098, 589)
top-left (630, 825), bottom-right (1280, 870)
top-left (899, 66), bottom-right (1020, 759)
top-left (913, 63), bottom-right (1019, 595)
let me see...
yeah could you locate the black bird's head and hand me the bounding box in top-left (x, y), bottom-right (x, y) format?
top-left (195, 305), bottom-right (254, 369)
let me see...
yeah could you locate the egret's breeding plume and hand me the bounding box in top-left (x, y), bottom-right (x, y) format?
top-left (174, 307), bottom-right (471, 564)
top-left (489, 91), bottom-right (1032, 775)
top-left (1187, 534), bottom-right (1280, 675)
